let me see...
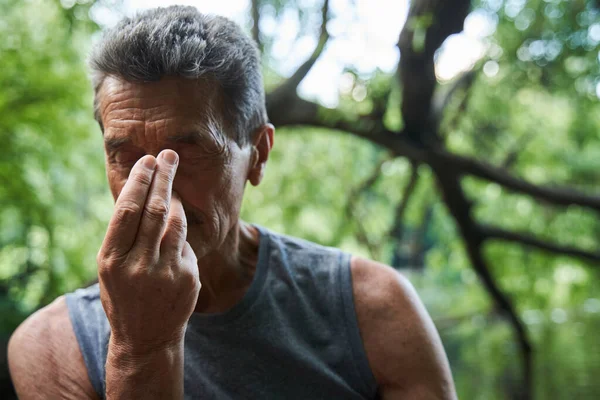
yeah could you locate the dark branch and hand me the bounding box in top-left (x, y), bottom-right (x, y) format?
top-left (344, 157), bottom-right (390, 259)
top-left (271, 99), bottom-right (600, 214)
top-left (398, 0), bottom-right (471, 145)
top-left (432, 167), bottom-right (532, 399)
top-left (481, 225), bottom-right (600, 264)
top-left (267, 0), bottom-right (330, 103)
top-left (386, 163), bottom-right (420, 241)
top-left (501, 131), bottom-right (536, 169)
top-left (448, 153), bottom-right (600, 212)
top-left (433, 69), bottom-right (477, 131)
top-left (398, 1), bottom-right (531, 397)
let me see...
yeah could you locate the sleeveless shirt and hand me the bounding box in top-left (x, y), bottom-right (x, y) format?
top-left (65, 225), bottom-right (379, 399)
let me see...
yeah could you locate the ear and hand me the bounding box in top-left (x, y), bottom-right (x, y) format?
top-left (248, 123), bottom-right (274, 186)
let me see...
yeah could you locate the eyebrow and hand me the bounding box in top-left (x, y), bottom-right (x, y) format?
top-left (166, 132), bottom-right (206, 145)
top-left (168, 126), bottom-right (227, 150)
top-left (103, 128), bottom-right (223, 152)
top-left (104, 136), bottom-right (132, 152)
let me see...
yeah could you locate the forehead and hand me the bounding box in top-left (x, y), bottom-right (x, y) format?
top-left (98, 75), bottom-right (225, 140)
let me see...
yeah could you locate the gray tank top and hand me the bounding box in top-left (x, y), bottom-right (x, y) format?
top-left (65, 225), bottom-right (379, 399)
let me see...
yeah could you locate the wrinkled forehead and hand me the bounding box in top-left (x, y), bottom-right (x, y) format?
top-left (97, 75), bottom-right (228, 142)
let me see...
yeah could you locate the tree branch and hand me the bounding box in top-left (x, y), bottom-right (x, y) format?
top-left (481, 225), bottom-right (600, 264)
top-left (268, 0), bottom-right (330, 103)
top-left (271, 99), bottom-right (600, 214)
top-left (432, 167), bottom-right (532, 400)
top-left (433, 69), bottom-right (477, 132)
top-left (397, 0), bottom-right (531, 397)
top-left (501, 131), bottom-right (536, 169)
top-left (398, 0), bottom-right (471, 145)
top-left (387, 163), bottom-right (420, 241)
top-left (344, 157), bottom-right (389, 259)
top-left (447, 153), bottom-right (600, 212)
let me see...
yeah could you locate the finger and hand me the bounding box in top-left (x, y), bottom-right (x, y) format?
top-left (160, 191), bottom-right (187, 259)
top-left (182, 241), bottom-right (197, 264)
top-left (134, 150), bottom-right (179, 255)
top-left (182, 241), bottom-right (201, 290)
top-left (100, 155), bottom-right (157, 258)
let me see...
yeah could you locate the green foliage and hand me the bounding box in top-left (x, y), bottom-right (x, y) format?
top-left (1, 0), bottom-right (599, 398)
top-left (0, 0), bottom-right (108, 333)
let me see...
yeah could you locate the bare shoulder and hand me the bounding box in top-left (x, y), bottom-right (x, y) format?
top-left (8, 296), bottom-right (99, 400)
top-left (350, 256), bottom-right (457, 400)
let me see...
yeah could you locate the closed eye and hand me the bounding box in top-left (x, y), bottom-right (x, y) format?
top-left (107, 149), bottom-right (145, 169)
top-left (167, 126), bottom-right (228, 157)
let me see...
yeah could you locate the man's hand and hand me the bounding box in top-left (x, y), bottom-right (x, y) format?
top-left (97, 150), bottom-right (200, 399)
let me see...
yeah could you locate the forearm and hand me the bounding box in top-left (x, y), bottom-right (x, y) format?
top-left (105, 338), bottom-right (184, 400)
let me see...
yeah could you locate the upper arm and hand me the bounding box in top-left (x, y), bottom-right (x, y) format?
top-left (8, 296), bottom-right (100, 400)
top-left (351, 256), bottom-right (457, 400)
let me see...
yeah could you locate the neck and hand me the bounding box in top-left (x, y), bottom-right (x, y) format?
top-left (193, 220), bottom-right (261, 314)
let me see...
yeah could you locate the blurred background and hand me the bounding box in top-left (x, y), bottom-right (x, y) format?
top-left (1, 0), bottom-right (599, 398)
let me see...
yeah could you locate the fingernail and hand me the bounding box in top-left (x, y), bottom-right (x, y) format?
top-left (161, 150), bottom-right (178, 166)
top-left (142, 156), bottom-right (156, 170)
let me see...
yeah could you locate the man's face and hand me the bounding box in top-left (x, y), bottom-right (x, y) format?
top-left (98, 76), bottom-right (256, 259)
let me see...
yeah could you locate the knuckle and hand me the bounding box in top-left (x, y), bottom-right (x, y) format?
top-left (138, 246), bottom-right (158, 262)
top-left (145, 201), bottom-right (169, 222)
top-left (114, 202), bottom-right (142, 223)
top-left (183, 242), bottom-right (197, 261)
top-left (99, 252), bottom-right (126, 270)
top-left (98, 257), bottom-right (118, 279)
top-left (96, 249), bottom-right (104, 266)
top-left (181, 268), bottom-right (199, 290)
top-left (98, 264), bottom-right (112, 280)
top-left (168, 215), bottom-right (187, 234)
top-left (128, 267), bottom-right (149, 282)
top-left (131, 170), bottom-right (153, 186)
top-left (158, 268), bottom-right (175, 283)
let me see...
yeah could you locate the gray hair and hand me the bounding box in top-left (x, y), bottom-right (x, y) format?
top-left (89, 6), bottom-right (268, 145)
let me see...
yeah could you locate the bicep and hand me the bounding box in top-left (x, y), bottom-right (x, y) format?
top-left (351, 257), bottom-right (457, 400)
top-left (8, 297), bottom-right (100, 400)
top-left (380, 280), bottom-right (456, 400)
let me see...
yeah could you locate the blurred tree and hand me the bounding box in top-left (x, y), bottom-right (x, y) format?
top-left (1, 0), bottom-right (599, 399)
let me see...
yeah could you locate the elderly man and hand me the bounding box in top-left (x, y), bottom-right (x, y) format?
top-left (8, 6), bottom-right (456, 400)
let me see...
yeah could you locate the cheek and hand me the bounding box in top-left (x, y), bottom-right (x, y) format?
top-left (173, 164), bottom-right (246, 212)
top-left (217, 158), bottom-right (249, 208)
top-left (171, 170), bottom-right (216, 213)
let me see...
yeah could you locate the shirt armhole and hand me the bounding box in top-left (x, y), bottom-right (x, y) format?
top-left (338, 251), bottom-right (379, 399)
top-left (65, 291), bottom-right (106, 399)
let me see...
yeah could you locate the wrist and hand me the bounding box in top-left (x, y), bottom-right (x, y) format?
top-left (109, 327), bottom-right (185, 355)
top-left (106, 336), bottom-right (185, 399)
top-left (107, 336), bottom-right (184, 370)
